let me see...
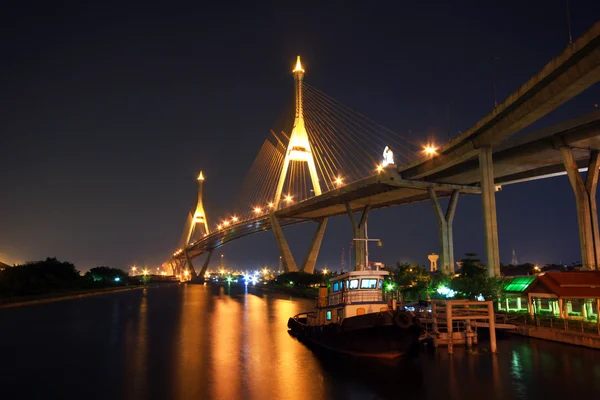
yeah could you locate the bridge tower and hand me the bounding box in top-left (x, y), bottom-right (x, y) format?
top-left (176, 171), bottom-right (211, 278)
top-left (270, 56), bottom-right (328, 274)
top-left (273, 56), bottom-right (322, 209)
top-left (182, 171), bottom-right (210, 245)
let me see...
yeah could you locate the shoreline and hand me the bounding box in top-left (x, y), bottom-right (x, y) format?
top-left (0, 283), bottom-right (179, 309)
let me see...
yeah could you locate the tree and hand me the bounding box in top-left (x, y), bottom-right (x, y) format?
top-left (451, 253), bottom-right (503, 300)
top-left (84, 266), bottom-right (128, 286)
top-left (387, 263), bottom-right (431, 302)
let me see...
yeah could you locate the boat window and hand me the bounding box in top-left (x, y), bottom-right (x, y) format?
top-left (326, 310), bottom-right (332, 321)
top-left (349, 279), bottom-right (359, 290)
top-left (378, 279), bottom-right (383, 289)
top-left (333, 282), bottom-right (339, 292)
top-left (360, 278), bottom-right (378, 289)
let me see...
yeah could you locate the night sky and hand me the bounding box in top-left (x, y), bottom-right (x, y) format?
top-left (2, 1), bottom-right (600, 272)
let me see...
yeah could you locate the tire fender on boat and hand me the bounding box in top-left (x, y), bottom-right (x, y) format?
top-left (393, 311), bottom-right (413, 329)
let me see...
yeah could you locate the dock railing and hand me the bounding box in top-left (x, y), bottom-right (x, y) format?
top-left (427, 300), bottom-right (497, 354)
top-left (498, 312), bottom-right (600, 336)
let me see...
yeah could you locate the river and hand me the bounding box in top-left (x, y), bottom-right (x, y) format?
top-left (1, 284), bottom-right (599, 399)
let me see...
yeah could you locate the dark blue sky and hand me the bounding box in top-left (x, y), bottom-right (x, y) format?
top-left (1, 1), bottom-right (599, 271)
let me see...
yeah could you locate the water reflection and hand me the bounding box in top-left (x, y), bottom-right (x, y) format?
top-left (1, 286), bottom-right (600, 400)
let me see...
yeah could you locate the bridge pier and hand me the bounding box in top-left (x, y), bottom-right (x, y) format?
top-left (428, 188), bottom-right (459, 275)
top-left (301, 218), bottom-right (328, 274)
top-left (198, 250), bottom-right (214, 279)
top-left (184, 250), bottom-right (197, 277)
top-left (560, 148), bottom-right (600, 270)
top-left (479, 146), bottom-right (501, 277)
top-left (270, 215), bottom-right (299, 272)
top-left (270, 215), bottom-right (328, 273)
top-left (345, 203), bottom-right (370, 271)
top-left (169, 261), bottom-right (177, 276)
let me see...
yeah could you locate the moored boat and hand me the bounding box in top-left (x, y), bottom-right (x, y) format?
top-left (288, 270), bottom-right (422, 358)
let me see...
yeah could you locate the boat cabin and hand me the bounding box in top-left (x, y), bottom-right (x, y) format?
top-left (309, 270), bottom-right (390, 326)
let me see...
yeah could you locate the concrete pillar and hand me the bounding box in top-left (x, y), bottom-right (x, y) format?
top-left (582, 301), bottom-right (588, 320)
top-left (479, 146), bottom-right (501, 277)
top-left (169, 261), bottom-right (177, 276)
top-left (517, 297), bottom-right (522, 310)
top-left (428, 188), bottom-right (459, 275)
top-left (184, 250), bottom-right (197, 277)
top-left (560, 148), bottom-right (600, 270)
top-left (301, 218), bottom-right (328, 274)
top-left (270, 215), bottom-right (298, 272)
top-left (345, 203), bottom-right (370, 271)
top-left (198, 249), bottom-right (213, 279)
top-left (528, 294), bottom-right (534, 315)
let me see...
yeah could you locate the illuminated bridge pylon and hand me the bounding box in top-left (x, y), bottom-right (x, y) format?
top-left (175, 171), bottom-right (212, 278)
top-left (271, 56), bottom-right (327, 274)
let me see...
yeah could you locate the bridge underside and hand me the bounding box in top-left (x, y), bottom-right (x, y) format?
top-left (421, 110), bottom-right (600, 186)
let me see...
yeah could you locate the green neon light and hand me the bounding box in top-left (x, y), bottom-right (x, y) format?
top-left (503, 276), bottom-right (536, 293)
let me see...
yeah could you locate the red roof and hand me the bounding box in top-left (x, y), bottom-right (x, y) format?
top-left (527, 271), bottom-right (600, 298)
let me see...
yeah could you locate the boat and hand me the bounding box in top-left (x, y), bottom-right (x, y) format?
top-left (287, 270), bottom-right (422, 358)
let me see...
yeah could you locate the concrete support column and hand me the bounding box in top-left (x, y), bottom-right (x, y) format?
top-left (558, 298), bottom-right (565, 319)
top-left (345, 203), bottom-right (371, 271)
top-left (270, 215), bottom-right (298, 272)
top-left (560, 148), bottom-right (600, 270)
top-left (301, 218), bottom-right (328, 274)
top-left (516, 297), bottom-right (522, 310)
top-left (184, 250), bottom-right (197, 277)
top-left (428, 188), bottom-right (459, 275)
top-left (582, 301), bottom-right (588, 320)
top-left (478, 146), bottom-right (501, 277)
top-left (528, 294), bottom-right (533, 316)
top-left (169, 261), bottom-right (176, 277)
top-left (198, 250), bottom-right (213, 279)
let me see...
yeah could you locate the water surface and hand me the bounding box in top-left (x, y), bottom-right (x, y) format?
top-left (1, 284), bottom-right (599, 399)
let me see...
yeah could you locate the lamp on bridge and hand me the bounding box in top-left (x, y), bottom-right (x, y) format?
top-left (424, 144), bottom-right (437, 157)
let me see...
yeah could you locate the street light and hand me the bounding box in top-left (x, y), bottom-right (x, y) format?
top-left (424, 144), bottom-right (437, 156)
top-left (254, 207), bottom-right (262, 214)
top-left (285, 195), bottom-right (293, 203)
top-left (323, 268), bottom-right (329, 275)
top-left (335, 177), bottom-right (343, 187)
top-left (376, 165), bottom-right (384, 173)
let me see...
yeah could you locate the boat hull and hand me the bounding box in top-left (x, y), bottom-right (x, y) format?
top-left (288, 311), bottom-right (422, 359)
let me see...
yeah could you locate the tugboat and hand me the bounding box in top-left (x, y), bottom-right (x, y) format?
top-left (288, 269), bottom-right (422, 358)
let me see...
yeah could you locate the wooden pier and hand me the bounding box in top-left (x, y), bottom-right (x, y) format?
top-left (421, 300), bottom-right (497, 354)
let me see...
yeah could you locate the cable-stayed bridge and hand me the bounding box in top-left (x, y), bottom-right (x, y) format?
top-left (166, 21), bottom-right (600, 279)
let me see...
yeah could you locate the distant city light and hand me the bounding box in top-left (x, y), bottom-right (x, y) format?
top-left (114, 277), bottom-right (120, 282)
top-left (322, 268), bottom-right (329, 275)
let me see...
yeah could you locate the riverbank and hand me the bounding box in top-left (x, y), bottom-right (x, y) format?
top-left (249, 284), bottom-right (318, 298)
top-left (0, 283), bottom-right (179, 309)
top-left (509, 324), bottom-right (600, 349)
